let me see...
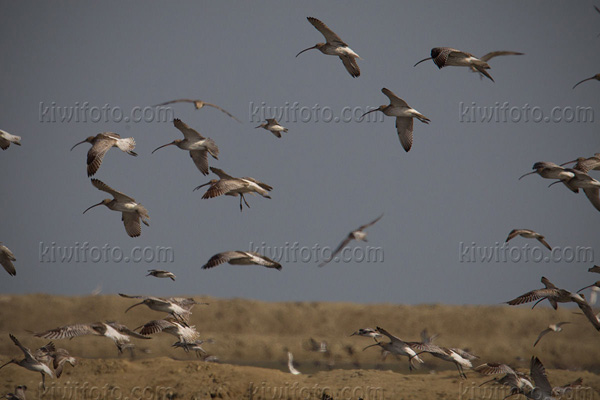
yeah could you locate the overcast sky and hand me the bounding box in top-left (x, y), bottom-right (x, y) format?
top-left (0, 1), bottom-right (598, 305)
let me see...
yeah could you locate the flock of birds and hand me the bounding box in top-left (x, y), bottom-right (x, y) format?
top-left (1, 9), bottom-right (600, 399)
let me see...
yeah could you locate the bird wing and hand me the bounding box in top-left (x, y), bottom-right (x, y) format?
top-left (473, 362), bottom-right (517, 376)
top-left (319, 234), bottom-right (353, 267)
top-left (90, 179), bottom-right (135, 202)
top-left (575, 298), bottom-right (600, 331)
top-left (530, 357), bottom-right (553, 395)
top-left (381, 88), bottom-right (409, 107)
top-left (202, 179), bottom-right (246, 199)
top-left (536, 237), bottom-right (552, 251)
top-left (137, 319), bottom-right (175, 336)
top-left (340, 55), bottom-right (360, 78)
top-left (541, 276), bottom-right (557, 289)
top-left (0, 249), bottom-right (16, 276)
top-left (202, 251), bottom-right (247, 269)
top-left (203, 102), bottom-right (242, 123)
top-left (431, 47), bottom-right (457, 68)
top-left (307, 17), bottom-right (347, 46)
top-left (375, 326), bottom-right (404, 344)
top-left (0, 137), bottom-right (10, 150)
top-left (396, 117), bottom-right (414, 152)
top-left (505, 229), bottom-right (521, 243)
top-left (108, 322), bottom-right (152, 339)
top-left (479, 51), bottom-right (524, 62)
top-left (122, 212), bottom-right (142, 238)
top-left (34, 324), bottom-right (98, 340)
top-left (86, 137), bottom-right (115, 177)
top-left (241, 177), bottom-right (273, 191)
top-left (507, 289), bottom-right (554, 305)
top-left (209, 167), bottom-right (236, 180)
top-left (357, 214), bottom-right (383, 231)
top-left (9, 334), bottom-right (36, 361)
top-left (583, 188), bottom-right (600, 212)
top-left (190, 150), bottom-right (209, 175)
top-left (152, 99), bottom-right (195, 107)
top-left (173, 118), bottom-right (204, 141)
top-left (533, 328), bottom-right (552, 347)
top-left (246, 252), bottom-right (282, 269)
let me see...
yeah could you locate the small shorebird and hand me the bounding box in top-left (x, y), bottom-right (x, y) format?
top-left (194, 167), bottom-right (272, 211)
top-left (414, 47), bottom-right (494, 81)
top-left (0, 130), bottom-right (21, 150)
top-left (152, 118), bottom-right (219, 176)
top-left (146, 269), bottom-right (176, 281)
top-left (119, 293), bottom-right (205, 321)
top-left (572, 73), bottom-right (600, 89)
top-left (202, 250), bottom-right (281, 270)
top-left (411, 343), bottom-right (478, 379)
top-left (5, 385), bottom-right (27, 400)
top-left (533, 322), bottom-right (570, 347)
top-left (350, 328), bottom-right (382, 342)
top-left (136, 317), bottom-right (199, 343)
top-left (363, 327), bottom-right (424, 371)
top-left (519, 162), bottom-right (575, 183)
top-left (469, 51), bottom-right (523, 78)
top-left (84, 179), bottom-right (150, 238)
top-left (34, 322), bottom-right (150, 353)
top-left (287, 352), bottom-right (301, 375)
top-left (296, 17), bottom-right (361, 78)
top-left (0, 243), bottom-right (16, 276)
top-left (70, 133), bottom-right (137, 177)
top-left (505, 229), bottom-right (552, 250)
top-left (319, 214), bottom-right (382, 267)
top-left (360, 88), bottom-right (430, 152)
top-left (560, 154), bottom-right (600, 173)
top-left (0, 335), bottom-right (55, 389)
top-left (153, 99), bottom-right (241, 123)
top-left (172, 340), bottom-right (211, 358)
top-left (255, 119), bottom-right (288, 138)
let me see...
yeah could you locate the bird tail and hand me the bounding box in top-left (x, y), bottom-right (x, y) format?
top-left (117, 137), bottom-right (136, 153)
top-left (204, 138), bottom-right (219, 159)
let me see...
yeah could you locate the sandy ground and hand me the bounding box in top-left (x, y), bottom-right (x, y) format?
top-left (0, 294), bottom-right (599, 400)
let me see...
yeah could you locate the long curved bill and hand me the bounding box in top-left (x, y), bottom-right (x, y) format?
top-left (125, 302), bottom-right (144, 313)
top-left (413, 56), bottom-right (433, 67)
top-left (295, 45), bottom-right (318, 58)
top-left (547, 180), bottom-right (563, 188)
top-left (362, 343), bottom-right (380, 351)
top-left (358, 108), bottom-right (379, 121)
top-left (151, 142), bottom-right (174, 154)
top-left (518, 171), bottom-right (537, 180)
top-left (559, 160), bottom-right (577, 167)
top-left (577, 284), bottom-right (596, 293)
top-left (70, 140), bottom-right (88, 151)
top-left (193, 181), bottom-right (213, 192)
top-left (573, 77), bottom-right (594, 90)
top-left (254, 125), bottom-right (263, 129)
top-left (82, 202), bottom-right (104, 214)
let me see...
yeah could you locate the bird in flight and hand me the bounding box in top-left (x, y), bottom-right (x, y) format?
top-left (414, 47), bottom-right (494, 81)
top-left (201, 251), bottom-right (281, 270)
top-left (505, 229), bottom-right (552, 250)
top-left (70, 132), bottom-right (137, 177)
top-left (319, 214), bottom-right (383, 267)
top-left (153, 99), bottom-right (241, 123)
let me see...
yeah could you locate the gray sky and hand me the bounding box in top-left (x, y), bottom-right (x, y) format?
top-left (0, 1), bottom-right (598, 305)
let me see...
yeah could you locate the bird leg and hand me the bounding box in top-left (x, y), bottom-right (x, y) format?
top-left (455, 363), bottom-right (466, 379)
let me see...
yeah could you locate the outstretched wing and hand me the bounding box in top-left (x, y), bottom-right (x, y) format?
top-left (307, 17), bottom-right (347, 46)
top-left (91, 179), bottom-right (135, 202)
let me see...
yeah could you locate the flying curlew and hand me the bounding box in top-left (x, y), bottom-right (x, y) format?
top-left (136, 317), bottom-right (199, 343)
top-left (296, 17), bottom-right (361, 78)
top-left (363, 327), bottom-right (424, 371)
top-left (194, 167), bottom-right (272, 211)
top-left (414, 47), bottom-right (494, 81)
top-left (319, 214), bottom-right (382, 267)
top-left (153, 99), bottom-right (241, 122)
top-left (0, 335), bottom-right (55, 390)
top-left (119, 293), bottom-right (205, 321)
top-left (70, 133), bottom-right (137, 177)
top-left (572, 73), bottom-right (600, 89)
top-left (519, 162), bottom-right (575, 183)
top-left (83, 179), bottom-right (150, 238)
top-left (202, 250), bottom-right (281, 270)
top-left (360, 88), bottom-right (430, 152)
top-left (549, 169), bottom-right (600, 212)
top-left (0, 130), bottom-right (21, 150)
top-left (34, 322), bottom-right (150, 353)
top-left (505, 229), bottom-right (552, 250)
top-left (411, 343), bottom-right (478, 379)
top-left (533, 322), bottom-right (571, 347)
top-left (255, 118), bottom-right (288, 138)
top-left (146, 269), bottom-right (176, 281)
top-left (152, 118), bottom-right (219, 176)
top-left (475, 362), bottom-right (534, 394)
top-left (0, 243), bottom-right (16, 276)
top-left (560, 154), bottom-right (600, 173)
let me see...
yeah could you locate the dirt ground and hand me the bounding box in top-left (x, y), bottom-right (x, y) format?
top-left (0, 294), bottom-right (599, 400)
